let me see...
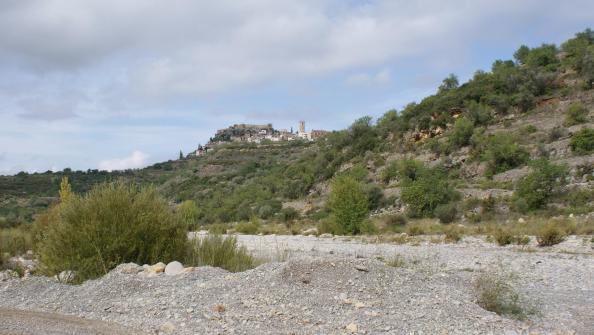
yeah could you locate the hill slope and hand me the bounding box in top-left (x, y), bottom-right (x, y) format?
top-left (1, 29), bottom-right (594, 230)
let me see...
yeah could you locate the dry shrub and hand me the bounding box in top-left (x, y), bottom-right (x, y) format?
top-left (536, 223), bottom-right (566, 246)
top-left (474, 270), bottom-right (531, 320)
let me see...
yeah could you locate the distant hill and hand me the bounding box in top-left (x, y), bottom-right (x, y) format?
top-left (2, 29), bottom-right (593, 229)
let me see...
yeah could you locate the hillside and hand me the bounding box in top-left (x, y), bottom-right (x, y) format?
top-left (1, 29), bottom-right (594, 231)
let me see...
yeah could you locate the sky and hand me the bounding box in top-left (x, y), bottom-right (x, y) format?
top-left (1, 0), bottom-right (593, 174)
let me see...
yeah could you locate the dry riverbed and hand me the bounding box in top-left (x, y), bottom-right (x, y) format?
top-left (1, 234), bottom-right (593, 334)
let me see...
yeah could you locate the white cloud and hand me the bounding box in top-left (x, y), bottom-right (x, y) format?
top-left (345, 68), bottom-right (391, 86)
top-left (98, 150), bottom-right (149, 171)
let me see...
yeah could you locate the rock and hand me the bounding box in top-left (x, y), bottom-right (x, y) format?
top-left (354, 302), bottom-right (366, 308)
top-left (517, 218), bottom-right (526, 223)
top-left (57, 270), bottom-right (76, 283)
top-left (213, 304), bottom-right (225, 313)
top-left (165, 261), bottom-right (184, 276)
top-left (346, 323), bottom-right (358, 333)
top-left (147, 262), bottom-right (166, 274)
top-left (0, 270), bottom-right (18, 281)
top-left (302, 228), bottom-right (318, 236)
top-left (354, 265), bottom-right (369, 272)
top-left (319, 233), bottom-right (333, 238)
top-left (159, 321), bottom-right (176, 334)
top-left (114, 263), bottom-right (143, 274)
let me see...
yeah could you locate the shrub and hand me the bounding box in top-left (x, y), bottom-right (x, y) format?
top-left (384, 214), bottom-right (407, 228)
top-left (400, 165), bottom-right (456, 218)
top-left (406, 223), bottom-right (426, 236)
top-left (536, 223), bottom-right (566, 246)
top-left (444, 225), bottom-right (463, 242)
top-left (448, 117), bottom-right (475, 147)
top-left (547, 126), bottom-right (567, 142)
top-left (186, 234), bottom-right (254, 272)
top-left (178, 200), bottom-right (200, 229)
top-left (483, 134), bottom-right (530, 176)
top-left (435, 203), bottom-right (458, 224)
top-left (474, 271), bottom-right (530, 320)
top-left (279, 207), bottom-right (300, 223)
top-left (570, 128), bottom-right (594, 154)
top-left (235, 219), bottom-right (260, 235)
top-left (514, 159), bottom-right (567, 210)
top-left (564, 102), bottom-right (589, 126)
top-left (0, 227), bottom-right (33, 270)
top-left (327, 176), bottom-right (369, 234)
top-left (380, 161), bottom-right (399, 184)
top-left (492, 227), bottom-right (514, 246)
top-left (34, 181), bottom-right (188, 282)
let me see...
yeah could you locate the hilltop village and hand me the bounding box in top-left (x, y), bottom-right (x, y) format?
top-left (190, 121), bottom-right (328, 156)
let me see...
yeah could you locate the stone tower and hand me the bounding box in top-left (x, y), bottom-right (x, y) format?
top-left (299, 120), bottom-right (305, 133)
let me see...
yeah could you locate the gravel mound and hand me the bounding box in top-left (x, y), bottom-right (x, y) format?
top-left (1, 235), bottom-right (593, 334)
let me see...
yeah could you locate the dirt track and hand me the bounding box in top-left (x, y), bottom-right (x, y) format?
top-left (0, 308), bottom-right (145, 335)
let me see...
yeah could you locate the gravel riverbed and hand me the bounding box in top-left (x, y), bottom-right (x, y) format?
top-left (1, 234), bottom-right (593, 334)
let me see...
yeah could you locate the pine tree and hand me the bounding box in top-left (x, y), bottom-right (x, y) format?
top-left (179, 150), bottom-right (184, 160)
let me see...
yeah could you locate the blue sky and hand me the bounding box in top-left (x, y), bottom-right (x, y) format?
top-left (1, 0), bottom-right (593, 174)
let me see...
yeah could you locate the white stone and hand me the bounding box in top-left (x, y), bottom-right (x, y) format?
top-left (165, 261), bottom-right (184, 276)
top-left (346, 323), bottom-right (358, 333)
top-left (57, 270), bottom-right (76, 283)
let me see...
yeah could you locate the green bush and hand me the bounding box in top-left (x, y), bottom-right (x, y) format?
top-left (536, 223), bottom-right (566, 246)
top-left (0, 227), bottom-right (33, 270)
top-left (564, 102), bottom-right (589, 126)
top-left (178, 200), bottom-right (200, 229)
top-left (400, 164), bottom-right (457, 218)
top-left (186, 234), bottom-right (255, 272)
top-left (34, 181), bottom-right (188, 282)
top-left (448, 117), bottom-right (475, 147)
top-left (514, 159), bottom-right (567, 210)
top-left (279, 207), bottom-right (300, 223)
top-left (492, 227), bottom-right (514, 246)
top-left (235, 219), bottom-right (260, 235)
top-left (570, 128), bottom-right (594, 154)
top-left (384, 214), bottom-right (407, 229)
top-left (482, 134), bottom-right (530, 176)
top-left (327, 176), bottom-right (369, 234)
top-left (435, 203), bottom-right (458, 223)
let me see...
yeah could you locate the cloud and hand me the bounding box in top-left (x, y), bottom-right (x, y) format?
top-left (98, 150), bottom-right (149, 171)
top-left (345, 68), bottom-right (391, 86)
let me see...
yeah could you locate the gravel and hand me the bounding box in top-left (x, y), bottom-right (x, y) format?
top-left (1, 234), bottom-right (593, 334)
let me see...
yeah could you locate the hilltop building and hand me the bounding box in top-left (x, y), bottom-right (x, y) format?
top-left (203, 120), bottom-right (329, 149)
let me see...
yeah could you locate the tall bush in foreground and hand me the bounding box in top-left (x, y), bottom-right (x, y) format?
top-left (327, 176), bottom-right (369, 234)
top-left (34, 181), bottom-right (188, 282)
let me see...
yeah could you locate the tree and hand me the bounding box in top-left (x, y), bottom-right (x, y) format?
top-left (581, 45), bottom-right (594, 88)
top-left (515, 159), bottom-right (567, 209)
top-left (439, 73), bottom-right (459, 93)
top-left (179, 150), bottom-right (184, 160)
top-left (327, 176), bottom-right (369, 235)
top-left (514, 45), bottom-right (530, 65)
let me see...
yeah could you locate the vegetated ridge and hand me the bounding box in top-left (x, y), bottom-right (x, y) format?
top-left (1, 29), bottom-right (594, 232)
